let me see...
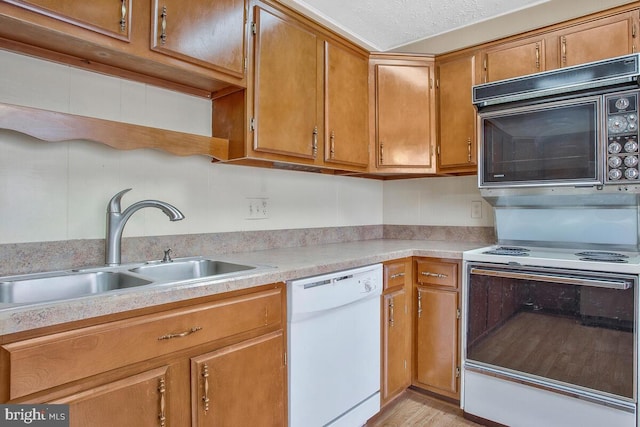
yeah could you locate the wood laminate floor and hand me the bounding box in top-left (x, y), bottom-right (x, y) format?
top-left (367, 390), bottom-right (483, 427)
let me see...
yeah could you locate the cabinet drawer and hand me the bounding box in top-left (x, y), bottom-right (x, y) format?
top-left (415, 259), bottom-right (458, 289)
top-left (2, 287), bottom-right (282, 399)
top-left (383, 260), bottom-right (408, 291)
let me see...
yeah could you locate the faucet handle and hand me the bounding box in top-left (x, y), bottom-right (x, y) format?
top-left (162, 248), bottom-right (173, 263)
top-left (107, 188), bottom-right (132, 213)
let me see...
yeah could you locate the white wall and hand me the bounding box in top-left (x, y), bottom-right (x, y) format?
top-left (383, 175), bottom-right (493, 227)
top-left (0, 50), bottom-right (488, 245)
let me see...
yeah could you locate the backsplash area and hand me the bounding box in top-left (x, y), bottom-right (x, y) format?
top-left (0, 225), bottom-right (494, 276)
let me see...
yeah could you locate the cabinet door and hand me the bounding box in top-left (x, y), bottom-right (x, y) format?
top-left (325, 42), bottom-right (369, 168)
top-left (437, 53), bottom-right (477, 172)
top-left (483, 39), bottom-right (544, 83)
top-left (382, 287), bottom-right (411, 405)
top-left (151, 0), bottom-right (246, 76)
top-left (252, 6), bottom-right (320, 160)
top-left (556, 12), bottom-right (636, 68)
top-left (191, 331), bottom-right (286, 427)
top-left (47, 366), bottom-right (169, 427)
top-left (5, 0), bottom-right (131, 40)
top-left (375, 63), bottom-right (434, 169)
top-left (414, 287), bottom-right (459, 397)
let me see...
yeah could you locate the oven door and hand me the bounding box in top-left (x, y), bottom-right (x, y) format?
top-left (479, 95), bottom-right (601, 188)
top-left (464, 262), bottom-right (636, 409)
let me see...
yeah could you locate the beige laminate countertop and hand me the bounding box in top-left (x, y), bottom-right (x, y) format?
top-left (0, 239), bottom-right (486, 335)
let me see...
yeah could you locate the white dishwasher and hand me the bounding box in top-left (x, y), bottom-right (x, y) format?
top-left (287, 263), bottom-right (382, 427)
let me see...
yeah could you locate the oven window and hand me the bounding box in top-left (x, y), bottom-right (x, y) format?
top-left (466, 265), bottom-right (635, 399)
top-left (481, 102), bottom-right (598, 186)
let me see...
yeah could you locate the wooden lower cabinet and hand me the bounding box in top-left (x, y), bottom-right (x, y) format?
top-left (381, 258), bottom-right (412, 406)
top-left (412, 258), bottom-right (461, 400)
top-left (382, 289), bottom-right (411, 404)
top-left (191, 331), bottom-right (286, 427)
top-left (48, 366), bottom-right (170, 427)
top-left (0, 283), bottom-right (287, 427)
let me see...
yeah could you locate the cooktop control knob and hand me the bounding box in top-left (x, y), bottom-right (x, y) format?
top-left (609, 156), bottom-right (623, 168)
top-left (609, 141), bottom-right (623, 154)
top-left (609, 115), bottom-right (629, 133)
top-left (625, 156), bottom-right (639, 167)
top-left (624, 140), bottom-right (639, 152)
top-left (609, 168), bottom-right (623, 180)
top-left (615, 97), bottom-right (631, 110)
top-left (625, 168), bottom-right (639, 179)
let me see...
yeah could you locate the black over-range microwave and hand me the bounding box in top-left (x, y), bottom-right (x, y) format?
top-left (473, 54), bottom-right (640, 189)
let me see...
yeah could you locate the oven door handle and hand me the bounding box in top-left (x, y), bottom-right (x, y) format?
top-left (469, 267), bottom-right (631, 290)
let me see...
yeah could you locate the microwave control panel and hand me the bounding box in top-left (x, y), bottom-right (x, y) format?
top-left (606, 91), bottom-right (639, 182)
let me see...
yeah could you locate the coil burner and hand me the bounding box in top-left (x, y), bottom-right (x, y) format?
top-left (576, 251), bottom-right (630, 263)
top-left (483, 246), bottom-right (531, 256)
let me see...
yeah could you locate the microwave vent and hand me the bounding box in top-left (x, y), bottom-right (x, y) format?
top-left (473, 54), bottom-right (640, 107)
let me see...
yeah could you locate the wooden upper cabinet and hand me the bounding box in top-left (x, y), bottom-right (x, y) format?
top-left (482, 38), bottom-right (544, 83)
top-left (550, 11), bottom-right (637, 68)
top-left (151, 0), bottom-right (247, 77)
top-left (372, 55), bottom-right (436, 172)
top-left (481, 9), bottom-right (638, 84)
top-left (436, 52), bottom-right (477, 173)
top-left (252, 5), bottom-right (321, 161)
top-left (4, 0), bottom-right (132, 40)
top-left (324, 41), bottom-right (369, 168)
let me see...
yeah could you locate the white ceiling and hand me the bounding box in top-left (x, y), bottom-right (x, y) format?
top-left (278, 0), bottom-right (638, 54)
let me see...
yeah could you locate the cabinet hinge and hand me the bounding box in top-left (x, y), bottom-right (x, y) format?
top-left (250, 117), bottom-right (255, 132)
top-left (456, 308), bottom-right (461, 319)
top-left (456, 367), bottom-right (461, 378)
top-left (251, 22), bottom-right (257, 35)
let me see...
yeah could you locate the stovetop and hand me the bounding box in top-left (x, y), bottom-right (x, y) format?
top-left (464, 245), bottom-right (640, 274)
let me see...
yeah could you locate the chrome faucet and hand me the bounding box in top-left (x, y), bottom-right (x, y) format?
top-left (105, 189), bottom-right (185, 266)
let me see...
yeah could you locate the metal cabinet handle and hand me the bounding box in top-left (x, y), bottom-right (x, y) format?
top-left (561, 36), bottom-right (567, 65)
top-left (390, 272), bottom-right (405, 279)
top-left (120, 0), bottom-right (127, 32)
top-left (158, 377), bottom-right (166, 427)
top-left (379, 142), bottom-right (384, 165)
top-left (202, 364), bottom-right (210, 413)
top-left (421, 271), bottom-right (448, 278)
top-left (535, 43), bottom-right (540, 69)
top-left (388, 297), bottom-right (395, 326)
top-left (417, 291), bottom-right (422, 318)
top-left (158, 326), bottom-right (202, 340)
top-left (312, 126), bottom-right (318, 158)
top-left (160, 6), bottom-right (168, 44)
top-left (467, 137), bottom-right (472, 162)
top-left (330, 130), bottom-right (335, 159)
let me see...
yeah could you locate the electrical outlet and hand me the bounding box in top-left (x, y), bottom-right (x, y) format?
top-left (247, 197), bottom-right (268, 219)
top-left (471, 201), bottom-right (482, 219)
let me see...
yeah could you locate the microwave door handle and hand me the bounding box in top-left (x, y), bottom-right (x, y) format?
top-left (469, 267), bottom-right (631, 290)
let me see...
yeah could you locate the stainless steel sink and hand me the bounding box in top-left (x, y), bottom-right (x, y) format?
top-left (129, 259), bottom-right (255, 282)
top-left (0, 271), bottom-right (152, 304)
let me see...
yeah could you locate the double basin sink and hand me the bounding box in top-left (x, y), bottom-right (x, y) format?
top-left (0, 258), bottom-right (259, 305)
